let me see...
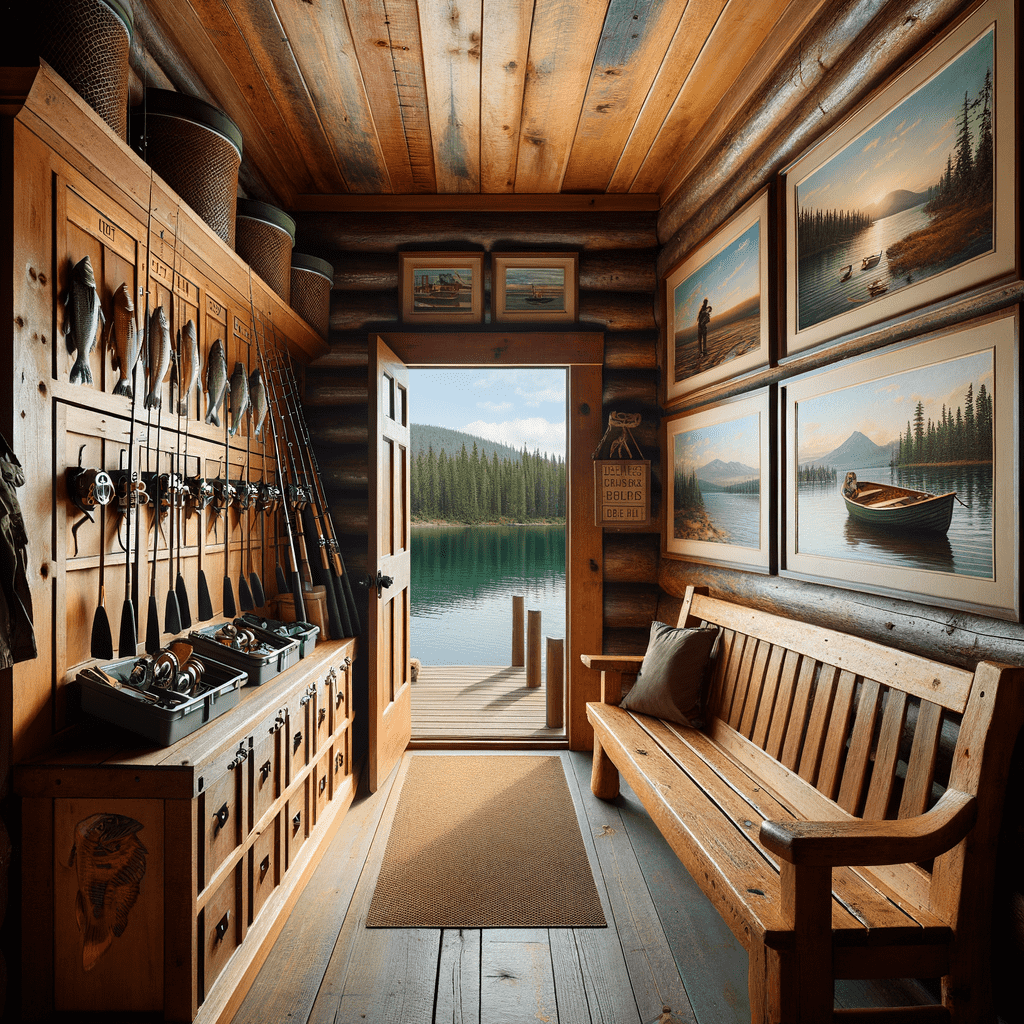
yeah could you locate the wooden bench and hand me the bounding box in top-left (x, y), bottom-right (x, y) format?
top-left (583, 586), bottom-right (1024, 1024)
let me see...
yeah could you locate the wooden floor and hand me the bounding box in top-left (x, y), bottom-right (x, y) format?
top-left (229, 750), bottom-right (941, 1024)
top-left (411, 664), bottom-right (564, 741)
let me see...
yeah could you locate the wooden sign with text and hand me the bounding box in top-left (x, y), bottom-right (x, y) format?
top-left (594, 460), bottom-right (650, 527)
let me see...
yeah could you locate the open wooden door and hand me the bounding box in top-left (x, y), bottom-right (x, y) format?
top-left (367, 336), bottom-right (412, 791)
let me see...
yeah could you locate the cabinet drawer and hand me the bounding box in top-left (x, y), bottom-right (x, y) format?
top-left (252, 712), bottom-right (284, 829)
top-left (202, 765), bottom-right (241, 888)
top-left (313, 748), bottom-right (331, 823)
top-left (330, 656), bottom-right (351, 732)
top-left (288, 688), bottom-right (313, 779)
top-left (314, 674), bottom-right (331, 753)
top-left (202, 865), bottom-right (242, 1000)
top-left (250, 817), bottom-right (279, 925)
top-left (285, 781), bottom-right (308, 868)
top-left (332, 732), bottom-right (349, 788)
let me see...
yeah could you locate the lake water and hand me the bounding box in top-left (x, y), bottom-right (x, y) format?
top-left (702, 492), bottom-right (760, 547)
top-left (410, 524), bottom-right (566, 668)
top-left (797, 204), bottom-right (992, 330)
top-left (796, 464), bottom-right (993, 578)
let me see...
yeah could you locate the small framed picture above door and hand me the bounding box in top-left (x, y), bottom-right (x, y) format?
top-left (399, 252), bottom-right (484, 323)
top-left (492, 253), bottom-right (578, 322)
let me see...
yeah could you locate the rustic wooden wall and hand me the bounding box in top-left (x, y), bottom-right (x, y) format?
top-left (292, 211), bottom-right (662, 671)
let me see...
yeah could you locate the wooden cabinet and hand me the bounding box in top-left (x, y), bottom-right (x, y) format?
top-left (16, 638), bottom-right (357, 1023)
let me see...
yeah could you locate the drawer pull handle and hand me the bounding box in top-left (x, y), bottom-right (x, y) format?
top-left (259, 855), bottom-right (270, 881)
top-left (335, 690), bottom-right (344, 709)
top-left (260, 760), bottom-right (272, 783)
top-left (318, 707), bottom-right (326, 726)
top-left (293, 731), bottom-right (302, 751)
top-left (292, 811), bottom-right (301, 830)
top-left (335, 752), bottom-right (344, 772)
top-left (299, 692), bottom-right (312, 706)
top-left (228, 745), bottom-right (248, 770)
top-left (270, 713), bottom-right (286, 734)
top-left (215, 912), bottom-right (229, 942)
top-left (326, 666), bottom-right (337, 684)
top-left (213, 803), bottom-right (229, 830)
top-left (319, 775), bottom-right (327, 796)
top-left (343, 656), bottom-right (351, 669)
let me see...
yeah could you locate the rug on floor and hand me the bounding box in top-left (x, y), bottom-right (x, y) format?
top-left (366, 755), bottom-right (607, 928)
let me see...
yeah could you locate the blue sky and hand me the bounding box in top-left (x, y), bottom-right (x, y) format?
top-left (674, 221), bottom-right (760, 327)
top-left (410, 367), bottom-right (567, 458)
top-left (796, 27), bottom-right (993, 213)
top-left (675, 413), bottom-right (760, 475)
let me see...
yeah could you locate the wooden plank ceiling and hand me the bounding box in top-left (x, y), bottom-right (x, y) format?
top-left (129, 0), bottom-right (829, 212)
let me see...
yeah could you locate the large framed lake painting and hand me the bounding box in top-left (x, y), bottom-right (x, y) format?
top-left (664, 388), bottom-right (772, 572)
top-left (664, 188), bottom-right (770, 405)
top-left (782, 309), bottom-right (1018, 620)
top-left (783, 0), bottom-right (1017, 357)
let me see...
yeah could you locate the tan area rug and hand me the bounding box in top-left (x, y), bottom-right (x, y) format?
top-left (366, 755), bottom-right (607, 928)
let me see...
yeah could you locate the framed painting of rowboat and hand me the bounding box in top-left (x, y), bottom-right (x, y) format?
top-left (399, 252), bottom-right (484, 323)
top-left (664, 188), bottom-right (771, 406)
top-left (781, 308), bottom-right (1018, 620)
top-left (783, 0), bottom-right (1017, 357)
top-left (492, 253), bottom-right (578, 322)
top-left (663, 387), bottom-right (773, 572)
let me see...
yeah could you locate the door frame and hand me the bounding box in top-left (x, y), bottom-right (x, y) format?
top-left (374, 331), bottom-right (604, 751)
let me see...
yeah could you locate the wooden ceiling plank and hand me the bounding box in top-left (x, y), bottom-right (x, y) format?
top-left (417, 0), bottom-right (483, 193)
top-left (628, 0), bottom-right (795, 194)
top-left (513, 0), bottom-right (611, 194)
top-left (560, 0), bottom-right (686, 193)
top-left (290, 192), bottom-right (660, 213)
top-left (605, 0), bottom-right (728, 193)
top-left (657, 0), bottom-right (840, 203)
top-left (271, 0), bottom-right (393, 194)
top-left (144, 0), bottom-right (297, 203)
top-left (220, 0), bottom-right (349, 195)
top-left (343, 0), bottom-right (435, 195)
top-left (480, 0), bottom-right (534, 193)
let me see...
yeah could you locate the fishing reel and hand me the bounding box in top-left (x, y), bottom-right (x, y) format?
top-left (210, 477), bottom-right (236, 517)
top-left (285, 481), bottom-right (310, 510)
top-left (185, 476), bottom-right (215, 514)
top-left (233, 479), bottom-right (258, 511)
top-left (256, 480), bottom-right (280, 515)
top-left (66, 444), bottom-right (115, 555)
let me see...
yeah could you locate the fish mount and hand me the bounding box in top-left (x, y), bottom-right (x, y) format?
top-left (66, 444), bottom-right (115, 556)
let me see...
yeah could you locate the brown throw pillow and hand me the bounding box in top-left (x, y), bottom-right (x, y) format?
top-left (619, 621), bottom-right (720, 728)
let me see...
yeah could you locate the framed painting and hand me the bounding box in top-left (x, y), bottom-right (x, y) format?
top-left (784, 0), bottom-right (1017, 356)
top-left (782, 308), bottom-right (1018, 620)
top-left (399, 252), bottom-right (484, 323)
top-left (664, 188), bottom-right (770, 405)
top-left (492, 253), bottom-right (578, 322)
top-left (664, 388), bottom-right (772, 572)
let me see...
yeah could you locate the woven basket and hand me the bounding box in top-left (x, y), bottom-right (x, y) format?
top-left (39, 0), bottom-right (133, 141)
top-left (236, 200), bottom-right (296, 302)
top-left (290, 254), bottom-right (334, 341)
top-left (131, 90), bottom-right (243, 247)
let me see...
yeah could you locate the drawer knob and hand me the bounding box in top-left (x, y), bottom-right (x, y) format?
top-left (335, 690), bottom-right (344, 710)
top-left (260, 759), bottom-right (272, 783)
top-left (319, 775), bottom-right (327, 796)
top-left (259, 854), bottom-right (270, 881)
top-left (299, 693), bottom-right (311, 706)
top-left (270, 713), bottom-right (286, 734)
top-left (292, 811), bottom-right (301, 831)
top-left (318, 707), bottom-right (326, 726)
top-left (214, 912), bottom-right (229, 942)
top-left (228, 745), bottom-right (248, 770)
top-left (213, 803), bottom-right (229, 831)
top-left (335, 752), bottom-right (344, 772)
top-left (293, 731), bottom-right (302, 751)
top-left (343, 656), bottom-right (351, 669)
top-left (326, 666), bottom-right (337, 684)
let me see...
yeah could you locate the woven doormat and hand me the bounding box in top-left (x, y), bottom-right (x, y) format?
top-left (366, 755), bottom-right (606, 928)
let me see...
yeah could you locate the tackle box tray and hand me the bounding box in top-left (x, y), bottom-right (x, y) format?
top-left (188, 621), bottom-right (301, 686)
top-left (239, 614), bottom-right (320, 659)
top-left (77, 655), bottom-right (245, 747)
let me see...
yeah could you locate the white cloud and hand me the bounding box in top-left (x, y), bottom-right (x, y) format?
top-left (477, 400), bottom-right (514, 412)
top-left (461, 416), bottom-right (566, 458)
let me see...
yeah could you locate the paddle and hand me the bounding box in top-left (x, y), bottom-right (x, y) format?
top-left (90, 525), bottom-right (113, 659)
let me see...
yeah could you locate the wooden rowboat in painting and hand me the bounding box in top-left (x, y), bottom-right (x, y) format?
top-left (841, 471), bottom-right (956, 535)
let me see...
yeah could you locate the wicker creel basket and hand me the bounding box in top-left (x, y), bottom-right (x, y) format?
top-left (39, 0), bottom-right (134, 141)
top-left (131, 89), bottom-right (243, 247)
top-left (290, 254), bottom-right (334, 341)
top-left (235, 200), bottom-right (296, 303)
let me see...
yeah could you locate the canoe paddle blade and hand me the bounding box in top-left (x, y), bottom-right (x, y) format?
top-left (175, 573), bottom-right (192, 629)
top-left (250, 571), bottom-right (266, 609)
top-left (197, 571), bottom-right (214, 621)
top-left (238, 574), bottom-right (254, 612)
top-left (118, 599), bottom-right (138, 658)
top-left (90, 588), bottom-right (114, 661)
top-left (222, 575), bottom-right (237, 618)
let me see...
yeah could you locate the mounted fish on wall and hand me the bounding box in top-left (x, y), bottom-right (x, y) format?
top-left (62, 255), bottom-right (105, 386)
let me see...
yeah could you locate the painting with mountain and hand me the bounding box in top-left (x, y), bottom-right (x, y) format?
top-left (665, 392), bottom-right (770, 571)
top-left (785, 0), bottom-right (1016, 354)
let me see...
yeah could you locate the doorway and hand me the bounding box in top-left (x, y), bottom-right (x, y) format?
top-left (408, 367), bottom-right (568, 743)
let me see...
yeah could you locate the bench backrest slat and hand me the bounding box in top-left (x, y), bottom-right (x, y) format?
top-left (816, 669), bottom-right (857, 799)
top-left (899, 699), bottom-right (943, 819)
top-left (739, 639), bottom-right (772, 737)
top-left (837, 678), bottom-right (884, 814)
top-left (764, 647), bottom-right (801, 761)
top-left (798, 664), bottom-right (841, 785)
top-left (781, 656), bottom-right (818, 771)
top-left (862, 689), bottom-right (908, 820)
top-left (751, 645), bottom-right (787, 749)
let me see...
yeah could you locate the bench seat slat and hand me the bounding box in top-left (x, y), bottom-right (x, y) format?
top-left (639, 716), bottom-right (950, 943)
top-left (689, 594), bottom-right (974, 714)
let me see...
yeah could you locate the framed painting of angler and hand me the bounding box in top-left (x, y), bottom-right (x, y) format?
top-left (783, 0), bottom-right (1017, 357)
top-left (663, 188), bottom-right (771, 406)
top-left (781, 308), bottom-right (1018, 621)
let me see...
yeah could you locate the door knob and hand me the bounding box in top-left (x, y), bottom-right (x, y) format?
top-left (366, 570), bottom-right (393, 597)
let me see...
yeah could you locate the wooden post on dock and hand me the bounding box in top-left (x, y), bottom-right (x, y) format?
top-left (512, 595), bottom-right (524, 667)
top-left (526, 610), bottom-right (541, 688)
top-left (546, 638), bottom-right (564, 728)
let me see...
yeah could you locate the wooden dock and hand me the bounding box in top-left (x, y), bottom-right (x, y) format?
top-left (411, 663), bottom-right (563, 740)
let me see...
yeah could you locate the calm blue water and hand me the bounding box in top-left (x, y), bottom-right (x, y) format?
top-left (796, 464), bottom-right (993, 578)
top-left (410, 524), bottom-right (566, 668)
top-left (798, 205), bottom-right (992, 330)
top-left (703, 492), bottom-right (760, 547)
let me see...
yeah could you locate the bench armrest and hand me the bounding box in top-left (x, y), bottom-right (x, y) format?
top-left (759, 788), bottom-right (977, 867)
top-left (580, 654), bottom-right (643, 705)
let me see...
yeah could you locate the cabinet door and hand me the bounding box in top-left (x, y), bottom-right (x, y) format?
top-left (202, 863), bottom-right (242, 999)
top-left (252, 710), bottom-right (284, 829)
top-left (202, 764), bottom-right (241, 889)
top-left (249, 815), bottom-right (279, 925)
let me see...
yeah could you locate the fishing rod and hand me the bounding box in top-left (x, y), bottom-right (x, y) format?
top-left (271, 331), bottom-right (361, 635)
top-left (162, 208), bottom-right (183, 635)
top-left (266, 328), bottom-right (350, 639)
top-left (252, 307), bottom-right (306, 623)
top-left (219, 361), bottom-right (237, 618)
top-left (172, 329), bottom-right (191, 630)
top-left (235, 343), bottom-right (255, 613)
top-left (246, 360), bottom-right (267, 608)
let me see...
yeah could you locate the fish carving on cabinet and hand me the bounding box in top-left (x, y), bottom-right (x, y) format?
top-left (66, 812), bottom-right (148, 971)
